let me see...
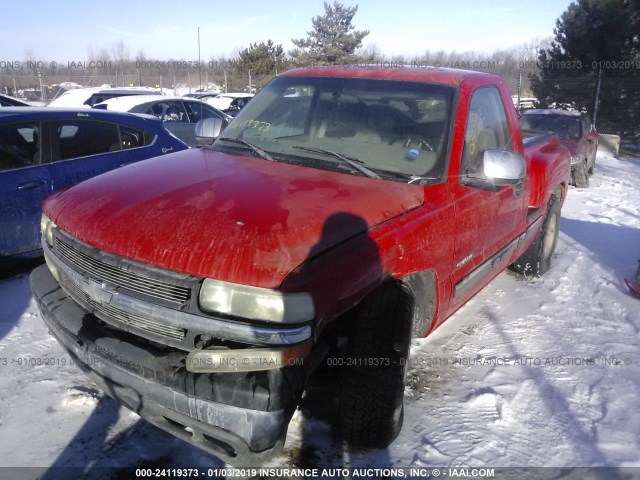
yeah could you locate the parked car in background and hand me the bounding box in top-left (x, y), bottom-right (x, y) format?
top-left (520, 109), bottom-right (598, 187)
top-left (624, 259), bottom-right (640, 297)
top-left (204, 92), bottom-right (253, 116)
top-left (94, 95), bottom-right (231, 146)
top-left (0, 94), bottom-right (33, 107)
top-left (0, 107), bottom-right (188, 260)
top-left (48, 87), bottom-right (162, 108)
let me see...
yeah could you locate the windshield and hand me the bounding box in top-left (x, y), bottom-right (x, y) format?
top-left (212, 75), bottom-right (456, 182)
top-left (520, 114), bottom-right (582, 140)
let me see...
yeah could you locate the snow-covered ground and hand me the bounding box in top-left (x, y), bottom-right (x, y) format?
top-left (0, 152), bottom-right (639, 479)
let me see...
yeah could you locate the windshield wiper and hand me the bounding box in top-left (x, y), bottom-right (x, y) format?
top-left (408, 175), bottom-right (439, 185)
top-left (216, 137), bottom-right (274, 161)
top-left (365, 169), bottom-right (438, 185)
top-left (292, 146), bottom-right (381, 179)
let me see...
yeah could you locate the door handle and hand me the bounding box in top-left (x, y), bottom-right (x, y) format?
top-left (17, 179), bottom-right (47, 190)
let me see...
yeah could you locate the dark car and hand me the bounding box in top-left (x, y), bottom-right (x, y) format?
top-left (0, 107), bottom-right (189, 260)
top-left (520, 109), bottom-right (599, 187)
top-left (95, 95), bottom-right (231, 146)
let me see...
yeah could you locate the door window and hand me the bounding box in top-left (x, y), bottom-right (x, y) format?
top-left (461, 87), bottom-right (511, 176)
top-left (582, 114), bottom-right (592, 136)
top-left (0, 122), bottom-right (40, 170)
top-left (184, 101), bottom-right (225, 123)
top-left (145, 101), bottom-right (189, 123)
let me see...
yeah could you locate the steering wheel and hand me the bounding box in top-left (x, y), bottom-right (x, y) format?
top-left (388, 136), bottom-right (433, 152)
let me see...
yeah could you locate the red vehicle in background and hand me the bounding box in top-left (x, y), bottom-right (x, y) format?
top-left (31, 67), bottom-right (571, 465)
top-left (625, 260), bottom-right (640, 297)
top-left (520, 108), bottom-right (599, 188)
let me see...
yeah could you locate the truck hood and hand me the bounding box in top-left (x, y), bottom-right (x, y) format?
top-left (45, 149), bottom-right (424, 287)
top-left (558, 138), bottom-right (581, 156)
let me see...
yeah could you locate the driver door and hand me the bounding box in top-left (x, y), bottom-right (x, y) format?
top-left (448, 86), bottom-right (526, 311)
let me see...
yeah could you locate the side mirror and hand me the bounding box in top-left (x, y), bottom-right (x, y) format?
top-left (587, 131), bottom-right (598, 141)
top-left (195, 118), bottom-right (223, 144)
top-left (464, 150), bottom-right (526, 186)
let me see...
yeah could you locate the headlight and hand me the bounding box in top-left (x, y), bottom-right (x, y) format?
top-left (40, 213), bottom-right (56, 247)
top-left (199, 278), bottom-right (315, 324)
top-left (570, 155), bottom-right (582, 165)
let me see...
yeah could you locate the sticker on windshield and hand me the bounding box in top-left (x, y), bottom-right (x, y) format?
top-left (231, 119), bottom-right (271, 132)
top-left (405, 148), bottom-right (420, 161)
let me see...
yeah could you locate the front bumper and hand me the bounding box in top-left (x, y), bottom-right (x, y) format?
top-left (30, 264), bottom-right (300, 465)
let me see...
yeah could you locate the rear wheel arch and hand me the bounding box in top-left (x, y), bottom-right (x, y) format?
top-left (510, 190), bottom-right (561, 276)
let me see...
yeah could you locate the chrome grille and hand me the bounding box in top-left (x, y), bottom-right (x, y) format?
top-left (55, 237), bottom-right (191, 306)
top-left (63, 277), bottom-right (186, 340)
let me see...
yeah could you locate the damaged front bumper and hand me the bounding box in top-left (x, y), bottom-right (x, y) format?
top-left (30, 264), bottom-right (303, 465)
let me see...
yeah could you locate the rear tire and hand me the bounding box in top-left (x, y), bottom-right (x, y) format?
top-left (510, 194), bottom-right (561, 276)
top-left (340, 281), bottom-right (413, 448)
top-left (572, 160), bottom-right (589, 188)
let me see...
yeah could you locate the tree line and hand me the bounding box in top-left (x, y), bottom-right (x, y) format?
top-left (5, 0), bottom-right (639, 134)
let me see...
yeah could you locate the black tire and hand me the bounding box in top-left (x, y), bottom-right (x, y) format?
top-left (340, 281), bottom-right (413, 448)
top-left (572, 160), bottom-right (589, 188)
top-left (588, 145), bottom-right (597, 174)
top-left (510, 194), bottom-right (561, 276)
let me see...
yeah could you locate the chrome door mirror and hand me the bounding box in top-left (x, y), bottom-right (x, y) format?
top-left (195, 118), bottom-right (223, 145)
top-left (465, 150), bottom-right (526, 186)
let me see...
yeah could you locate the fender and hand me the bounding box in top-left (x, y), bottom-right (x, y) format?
top-left (525, 134), bottom-right (571, 209)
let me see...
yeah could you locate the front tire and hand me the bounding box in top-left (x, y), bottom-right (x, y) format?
top-left (588, 145), bottom-right (597, 174)
top-left (572, 160), bottom-right (589, 188)
top-left (510, 194), bottom-right (561, 276)
top-left (340, 281), bottom-right (413, 448)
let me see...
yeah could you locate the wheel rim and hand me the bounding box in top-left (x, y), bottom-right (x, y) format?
top-left (543, 212), bottom-right (558, 259)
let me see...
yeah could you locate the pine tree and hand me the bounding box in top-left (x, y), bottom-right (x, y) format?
top-left (236, 41), bottom-right (289, 76)
top-left (529, 0), bottom-right (640, 133)
top-left (290, 1), bottom-right (370, 66)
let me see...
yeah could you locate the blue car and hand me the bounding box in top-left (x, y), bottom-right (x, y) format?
top-left (0, 107), bottom-right (189, 260)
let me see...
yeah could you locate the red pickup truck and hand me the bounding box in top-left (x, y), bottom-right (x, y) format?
top-left (31, 67), bottom-right (571, 465)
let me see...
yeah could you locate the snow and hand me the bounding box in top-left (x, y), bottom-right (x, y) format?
top-left (0, 151), bottom-right (639, 477)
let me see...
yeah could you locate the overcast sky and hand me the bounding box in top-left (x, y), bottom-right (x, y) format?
top-left (3, 0), bottom-right (570, 62)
